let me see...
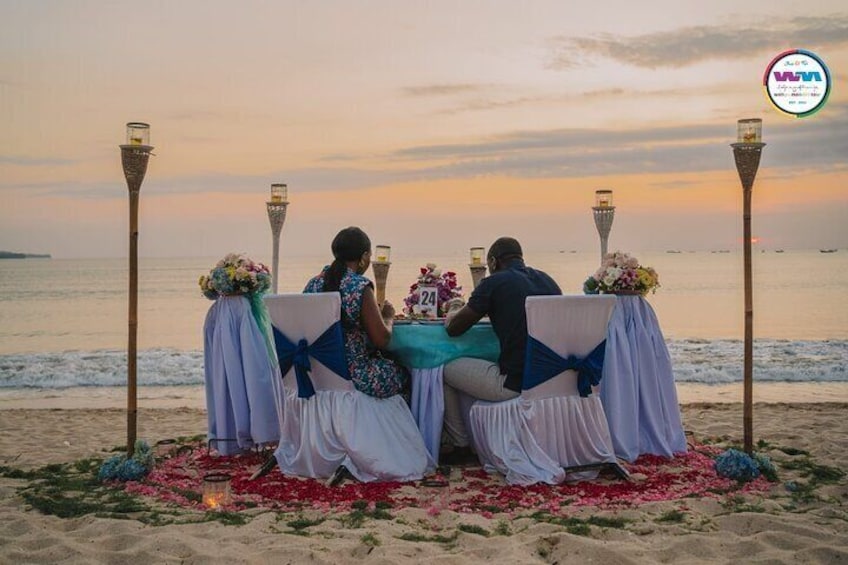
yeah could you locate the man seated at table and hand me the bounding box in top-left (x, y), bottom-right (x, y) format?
top-left (441, 236), bottom-right (562, 465)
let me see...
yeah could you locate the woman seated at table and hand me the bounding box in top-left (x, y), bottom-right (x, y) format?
top-left (304, 226), bottom-right (408, 399)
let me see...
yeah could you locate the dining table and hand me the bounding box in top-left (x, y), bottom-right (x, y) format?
top-left (388, 296), bottom-right (687, 463)
top-left (388, 320), bottom-right (499, 461)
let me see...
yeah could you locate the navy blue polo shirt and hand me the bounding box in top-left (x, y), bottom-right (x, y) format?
top-left (466, 259), bottom-right (562, 392)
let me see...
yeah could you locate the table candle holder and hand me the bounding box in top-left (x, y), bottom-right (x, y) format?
top-left (468, 247), bottom-right (487, 289)
top-left (202, 472), bottom-right (232, 510)
top-left (372, 246), bottom-right (391, 306)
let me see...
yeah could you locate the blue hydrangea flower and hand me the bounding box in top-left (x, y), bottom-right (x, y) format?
top-left (714, 448), bottom-right (761, 482)
top-left (210, 267), bottom-right (235, 295)
top-left (98, 440), bottom-right (153, 482)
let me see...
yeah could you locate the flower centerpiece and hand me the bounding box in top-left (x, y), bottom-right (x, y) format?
top-left (583, 251), bottom-right (660, 296)
top-left (199, 253), bottom-right (272, 300)
top-left (403, 263), bottom-right (463, 318)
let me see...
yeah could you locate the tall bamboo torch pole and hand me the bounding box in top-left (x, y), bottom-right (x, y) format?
top-left (731, 118), bottom-right (765, 454)
top-left (120, 122), bottom-right (153, 457)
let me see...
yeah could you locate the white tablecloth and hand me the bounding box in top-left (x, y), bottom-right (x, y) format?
top-left (203, 296), bottom-right (282, 456)
top-left (599, 295), bottom-right (687, 462)
top-left (409, 366), bottom-right (445, 461)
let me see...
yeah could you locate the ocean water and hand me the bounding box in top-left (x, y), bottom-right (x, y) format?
top-left (0, 250), bottom-right (846, 390)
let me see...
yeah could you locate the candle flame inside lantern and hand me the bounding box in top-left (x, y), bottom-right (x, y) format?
top-left (470, 247), bottom-right (485, 265)
top-left (203, 493), bottom-right (222, 509)
top-left (375, 245), bottom-right (391, 263)
top-left (595, 189), bottom-right (613, 208)
top-left (737, 118), bottom-right (762, 143)
top-left (270, 183), bottom-right (287, 203)
top-left (125, 122), bottom-right (150, 146)
top-left (202, 473), bottom-right (231, 510)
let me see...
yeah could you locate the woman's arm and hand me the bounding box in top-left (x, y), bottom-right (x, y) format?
top-left (360, 286), bottom-right (393, 349)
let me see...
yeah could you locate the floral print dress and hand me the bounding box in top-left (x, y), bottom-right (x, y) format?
top-left (304, 266), bottom-right (406, 399)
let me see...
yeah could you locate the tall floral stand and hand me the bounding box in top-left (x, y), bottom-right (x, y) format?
top-left (203, 295), bottom-right (282, 456)
top-left (598, 294), bottom-right (687, 462)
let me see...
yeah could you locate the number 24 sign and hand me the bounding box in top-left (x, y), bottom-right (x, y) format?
top-left (417, 286), bottom-right (438, 318)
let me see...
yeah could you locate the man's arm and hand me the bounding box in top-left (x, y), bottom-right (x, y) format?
top-left (444, 303), bottom-right (483, 337)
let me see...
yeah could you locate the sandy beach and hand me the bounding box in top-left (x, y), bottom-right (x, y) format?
top-left (1, 397), bottom-right (846, 564)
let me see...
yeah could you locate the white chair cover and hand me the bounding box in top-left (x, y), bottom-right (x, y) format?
top-left (468, 295), bottom-right (617, 485)
top-left (264, 293), bottom-right (434, 482)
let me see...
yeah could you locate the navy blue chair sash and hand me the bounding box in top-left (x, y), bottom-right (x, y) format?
top-left (272, 320), bottom-right (350, 398)
top-left (522, 337), bottom-right (607, 397)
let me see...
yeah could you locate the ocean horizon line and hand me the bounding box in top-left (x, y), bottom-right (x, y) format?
top-left (11, 247), bottom-right (845, 261)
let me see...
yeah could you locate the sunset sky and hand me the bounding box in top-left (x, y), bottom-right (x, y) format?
top-left (1, 1), bottom-right (846, 259)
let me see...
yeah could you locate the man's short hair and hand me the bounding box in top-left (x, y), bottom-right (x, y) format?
top-left (487, 237), bottom-right (523, 261)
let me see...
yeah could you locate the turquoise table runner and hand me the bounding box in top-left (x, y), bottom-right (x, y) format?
top-left (389, 323), bottom-right (500, 369)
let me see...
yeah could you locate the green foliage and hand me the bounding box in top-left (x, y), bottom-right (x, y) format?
top-left (340, 510), bottom-right (367, 528)
top-left (494, 519), bottom-right (512, 536)
top-left (586, 515), bottom-right (628, 528)
top-left (529, 511), bottom-right (628, 536)
top-left (340, 501), bottom-right (393, 527)
top-left (458, 524), bottom-right (490, 536)
top-left (785, 480), bottom-right (818, 504)
top-left (287, 516), bottom-right (326, 530)
top-left (0, 466), bottom-right (41, 480)
top-left (777, 446), bottom-right (810, 457)
top-left (655, 509), bottom-right (687, 523)
top-left (14, 460), bottom-right (153, 520)
top-left (4, 444), bottom-right (242, 527)
top-left (361, 533), bottom-right (381, 547)
top-left (203, 510), bottom-right (247, 526)
top-left (721, 495), bottom-right (765, 514)
top-left (398, 531), bottom-right (459, 544)
top-left (780, 458), bottom-right (844, 483)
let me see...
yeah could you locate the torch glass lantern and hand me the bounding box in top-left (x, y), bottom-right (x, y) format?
top-left (202, 473), bottom-right (231, 509)
top-left (737, 119), bottom-right (762, 143)
top-left (595, 190), bottom-right (613, 208)
top-left (470, 247), bottom-right (485, 266)
top-left (375, 245), bottom-right (391, 263)
top-left (126, 122), bottom-right (150, 146)
top-left (270, 183), bottom-right (287, 203)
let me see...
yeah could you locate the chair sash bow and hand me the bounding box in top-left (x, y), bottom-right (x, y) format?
top-left (523, 337), bottom-right (607, 397)
top-left (272, 321), bottom-right (350, 398)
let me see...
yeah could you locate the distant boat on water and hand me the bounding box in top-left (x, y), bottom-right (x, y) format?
top-left (666, 250), bottom-right (682, 254)
top-left (820, 249), bottom-right (838, 253)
